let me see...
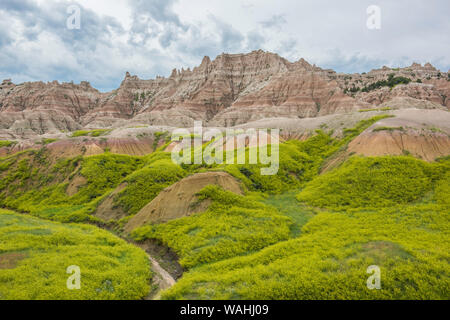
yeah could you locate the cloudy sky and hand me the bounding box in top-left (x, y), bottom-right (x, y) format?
top-left (1, 0), bottom-right (449, 91)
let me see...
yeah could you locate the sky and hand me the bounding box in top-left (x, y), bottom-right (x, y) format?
top-left (0, 0), bottom-right (449, 91)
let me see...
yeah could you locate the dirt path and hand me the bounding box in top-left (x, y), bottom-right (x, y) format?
top-left (145, 254), bottom-right (176, 300)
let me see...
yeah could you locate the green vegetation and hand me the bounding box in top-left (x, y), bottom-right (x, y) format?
top-left (0, 152), bottom-right (143, 222)
top-left (373, 126), bottom-right (405, 132)
top-left (158, 156), bottom-right (449, 299)
top-left (114, 159), bottom-right (185, 215)
top-left (262, 190), bottom-right (315, 237)
top-left (0, 114), bottom-right (448, 300)
top-left (0, 116), bottom-right (391, 222)
top-left (345, 74), bottom-right (412, 94)
top-left (162, 202), bottom-right (448, 299)
top-left (361, 74), bottom-right (411, 92)
top-left (358, 107), bottom-right (392, 113)
top-left (132, 186), bottom-right (293, 268)
top-left (221, 142), bottom-right (315, 194)
top-left (152, 131), bottom-right (169, 150)
top-left (297, 156), bottom-right (443, 209)
top-left (0, 141), bottom-right (15, 148)
top-left (37, 138), bottom-right (58, 145)
top-left (430, 127), bottom-right (443, 133)
top-left (71, 129), bottom-right (112, 138)
top-left (0, 209), bottom-right (150, 300)
top-left (219, 116), bottom-right (392, 194)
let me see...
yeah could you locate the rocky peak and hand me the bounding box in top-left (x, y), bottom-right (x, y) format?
top-left (170, 68), bottom-right (179, 78)
top-left (200, 56), bottom-right (211, 68)
top-left (121, 72), bottom-right (141, 87)
top-left (0, 79), bottom-right (14, 90)
top-left (1, 51), bottom-right (448, 136)
top-left (424, 62), bottom-right (436, 70)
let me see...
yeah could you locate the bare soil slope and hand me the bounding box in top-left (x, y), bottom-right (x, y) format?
top-left (124, 172), bottom-right (243, 233)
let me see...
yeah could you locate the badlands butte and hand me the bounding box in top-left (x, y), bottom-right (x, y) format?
top-left (0, 50), bottom-right (449, 161)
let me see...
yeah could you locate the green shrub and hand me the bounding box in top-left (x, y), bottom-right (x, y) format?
top-left (71, 154), bottom-right (142, 204)
top-left (222, 142), bottom-right (315, 194)
top-left (360, 74), bottom-right (411, 92)
top-left (41, 138), bottom-right (58, 145)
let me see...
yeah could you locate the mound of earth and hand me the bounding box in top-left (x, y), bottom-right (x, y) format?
top-left (348, 130), bottom-right (450, 161)
top-left (348, 109), bottom-right (450, 161)
top-left (95, 183), bottom-right (128, 221)
top-left (124, 172), bottom-right (243, 233)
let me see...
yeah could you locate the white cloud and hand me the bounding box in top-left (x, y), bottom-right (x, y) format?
top-left (0, 0), bottom-right (449, 91)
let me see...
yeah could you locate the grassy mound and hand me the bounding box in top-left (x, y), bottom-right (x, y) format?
top-left (0, 151), bottom-right (143, 222)
top-left (0, 209), bottom-right (150, 300)
top-left (114, 159), bottom-right (186, 215)
top-left (222, 142), bottom-right (315, 193)
top-left (161, 202), bottom-right (449, 299)
top-left (297, 156), bottom-right (444, 209)
top-left (131, 186), bottom-right (293, 268)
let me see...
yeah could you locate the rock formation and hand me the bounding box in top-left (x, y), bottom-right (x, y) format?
top-left (1, 51), bottom-right (449, 139)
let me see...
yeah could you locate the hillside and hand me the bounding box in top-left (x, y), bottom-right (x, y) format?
top-left (0, 209), bottom-right (150, 300)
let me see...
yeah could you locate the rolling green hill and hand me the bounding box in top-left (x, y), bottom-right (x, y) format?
top-left (0, 115), bottom-right (448, 300)
top-left (0, 209), bottom-right (150, 300)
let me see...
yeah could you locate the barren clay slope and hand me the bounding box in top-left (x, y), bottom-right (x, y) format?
top-left (348, 109), bottom-right (450, 161)
top-left (124, 172), bottom-right (243, 233)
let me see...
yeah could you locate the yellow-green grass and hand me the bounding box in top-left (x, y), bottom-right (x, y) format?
top-left (114, 159), bottom-right (186, 215)
top-left (131, 186), bottom-right (293, 268)
top-left (161, 202), bottom-right (449, 299)
top-left (0, 113), bottom-right (448, 300)
top-left (0, 148), bottom-right (188, 223)
top-left (262, 189), bottom-right (315, 237)
top-left (0, 116), bottom-right (392, 224)
top-left (296, 156), bottom-right (447, 209)
top-left (0, 209), bottom-right (151, 300)
top-left (0, 153), bottom-right (143, 222)
top-left (358, 107), bottom-right (392, 113)
top-left (71, 129), bottom-right (112, 138)
top-left (160, 155), bottom-right (449, 299)
top-left (39, 138), bottom-right (59, 145)
top-left (0, 141), bottom-right (15, 148)
top-left (372, 126), bottom-right (404, 132)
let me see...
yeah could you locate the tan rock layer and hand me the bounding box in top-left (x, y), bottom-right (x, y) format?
top-left (124, 172), bottom-right (243, 233)
top-left (348, 131), bottom-right (450, 162)
top-left (1, 51), bottom-right (449, 135)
